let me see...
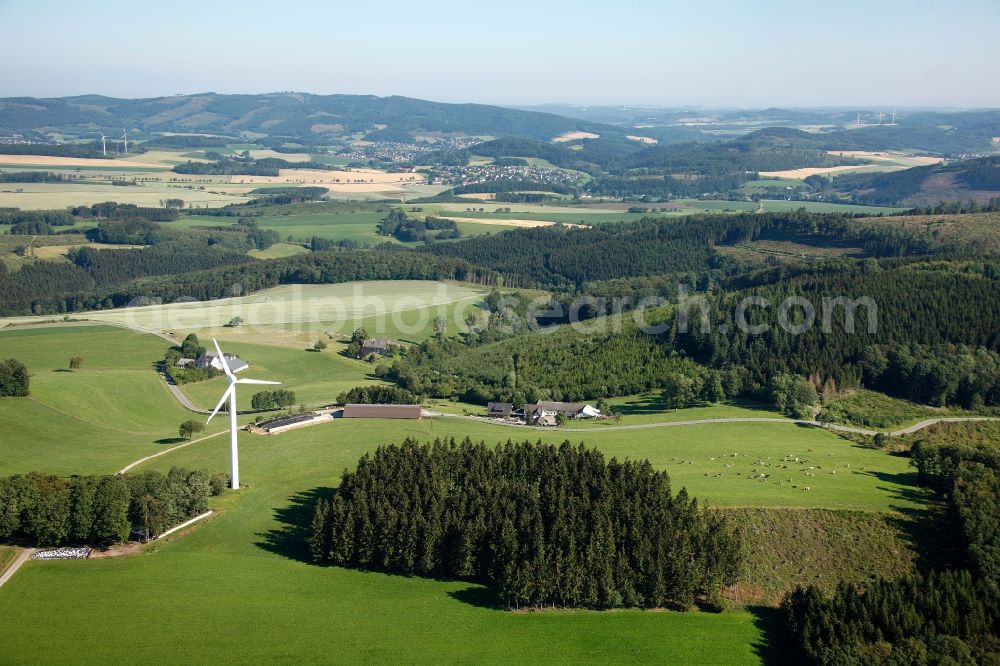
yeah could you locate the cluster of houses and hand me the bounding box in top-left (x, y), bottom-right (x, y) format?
top-left (486, 401), bottom-right (602, 426)
top-left (176, 351), bottom-right (249, 373)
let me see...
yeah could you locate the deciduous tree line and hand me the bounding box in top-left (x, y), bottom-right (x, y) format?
top-left (0, 467), bottom-right (224, 546)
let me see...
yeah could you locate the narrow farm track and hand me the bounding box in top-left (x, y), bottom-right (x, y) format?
top-left (117, 431), bottom-right (226, 475)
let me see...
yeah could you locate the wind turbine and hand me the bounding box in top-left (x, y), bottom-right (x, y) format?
top-left (98, 132), bottom-right (107, 157)
top-left (120, 125), bottom-right (130, 154)
top-left (206, 339), bottom-right (279, 490)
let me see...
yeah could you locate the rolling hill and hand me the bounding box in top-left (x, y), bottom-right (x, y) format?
top-left (830, 155), bottom-right (1000, 206)
top-left (0, 93), bottom-right (619, 142)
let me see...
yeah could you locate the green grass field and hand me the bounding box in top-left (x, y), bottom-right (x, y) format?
top-left (0, 408), bottom-right (918, 662)
top-left (179, 211), bottom-right (396, 245)
top-left (0, 322), bottom-right (930, 663)
top-left (757, 200), bottom-right (904, 215)
top-left (0, 182), bottom-right (250, 210)
top-left (573, 394), bottom-right (787, 428)
top-left (0, 325), bottom-right (226, 476)
top-left (179, 209), bottom-right (526, 244)
top-left (0, 281), bottom-right (489, 349)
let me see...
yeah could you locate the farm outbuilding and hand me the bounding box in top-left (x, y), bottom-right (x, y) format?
top-left (342, 404), bottom-right (423, 419)
top-left (255, 412), bottom-right (332, 434)
top-left (487, 402), bottom-right (516, 418)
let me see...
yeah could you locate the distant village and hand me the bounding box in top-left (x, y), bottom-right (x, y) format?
top-left (426, 163), bottom-right (584, 188)
top-left (337, 137), bottom-right (481, 164)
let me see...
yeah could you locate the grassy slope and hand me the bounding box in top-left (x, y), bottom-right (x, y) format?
top-left (0, 415), bottom-right (921, 662)
top-left (0, 323), bottom-right (930, 663)
top-left (728, 508), bottom-right (917, 605)
top-left (0, 418), bottom-right (783, 665)
top-left (0, 325), bottom-right (226, 476)
top-left (0, 281), bottom-right (489, 348)
top-left (868, 211), bottom-right (1000, 250)
top-left (822, 389), bottom-right (941, 429)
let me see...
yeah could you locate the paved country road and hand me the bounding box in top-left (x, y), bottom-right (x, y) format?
top-left (160, 369), bottom-right (209, 414)
top-left (117, 321), bottom-right (998, 438)
top-left (431, 412), bottom-right (1000, 438)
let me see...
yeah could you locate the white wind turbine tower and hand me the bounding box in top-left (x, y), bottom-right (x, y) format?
top-left (120, 125), bottom-right (130, 154)
top-left (98, 132), bottom-right (107, 156)
top-left (206, 339), bottom-right (280, 490)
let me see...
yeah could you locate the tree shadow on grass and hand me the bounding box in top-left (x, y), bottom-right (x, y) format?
top-left (255, 486), bottom-right (337, 563)
top-left (748, 605), bottom-right (796, 666)
top-left (447, 585), bottom-right (504, 610)
top-left (154, 437), bottom-right (186, 445)
top-left (860, 469), bottom-right (930, 505)
top-left (885, 501), bottom-right (967, 573)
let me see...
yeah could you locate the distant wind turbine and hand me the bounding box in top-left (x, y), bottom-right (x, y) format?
top-left (206, 339), bottom-right (279, 490)
top-left (98, 131), bottom-right (107, 156)
top-left (120, 125), bottom-right (130, 154)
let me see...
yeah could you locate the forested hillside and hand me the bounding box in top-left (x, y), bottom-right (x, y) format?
top-left (423, 211), bottom-right (937, 288)
top-left (393, 315), bottom-right (728, 405)
top-left (674, 259), bottom-right (1000, 404)
top-left (829, 155), bottom-right (1000, 206)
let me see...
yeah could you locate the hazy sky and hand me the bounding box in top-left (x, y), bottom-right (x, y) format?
top-left (2, 0), bottom-right (998, 107)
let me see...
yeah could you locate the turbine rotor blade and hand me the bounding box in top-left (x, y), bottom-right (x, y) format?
top-left (236, 378), bottom-right (281, 385)
top-left (212, 338), bottom-right (234, 376)
top-left (207, 384), bottom-right (235, 423)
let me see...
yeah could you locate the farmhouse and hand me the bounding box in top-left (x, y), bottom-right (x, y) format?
top-left (358, 337), bottom-right (398, 358)
top-left (523, 401), bottom-right (601, 425)
top-left (342, 404), bottom-right (423, 419)
top-left (196, 351), bottom-right (248, 373)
